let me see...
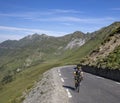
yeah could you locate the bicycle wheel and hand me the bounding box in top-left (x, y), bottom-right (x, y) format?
top-left (77, 83), bottom-right (79, 92)
top-left (75, 81), bottom-right (79, 92)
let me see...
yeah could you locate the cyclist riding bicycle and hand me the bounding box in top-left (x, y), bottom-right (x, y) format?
top-left (74, 64), bottom-right (83, 91)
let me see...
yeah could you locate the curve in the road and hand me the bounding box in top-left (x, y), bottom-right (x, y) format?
top-left (58, 66), bottom-right (120, 103)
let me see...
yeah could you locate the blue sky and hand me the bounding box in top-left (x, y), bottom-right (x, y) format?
top-left (0, 0), bottom-right (120, 42)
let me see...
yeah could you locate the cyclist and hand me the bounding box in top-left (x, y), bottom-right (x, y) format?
top-left (73, 64), bottom-right (83, 91)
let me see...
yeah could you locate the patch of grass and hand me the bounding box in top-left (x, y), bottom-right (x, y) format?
top-left (96, 46), bottom-right (120, 70)
top-left (0, 61), bottom-right (60, 103)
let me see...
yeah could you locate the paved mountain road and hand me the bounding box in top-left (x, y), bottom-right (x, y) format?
top-left (58, 66), bottom-right (120, 103)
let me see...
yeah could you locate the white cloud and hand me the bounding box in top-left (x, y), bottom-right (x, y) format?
top-left (0, 25), bottom-right (69, 42)
top-left (0, 34), bottom-right (23, 42)
top-left (0, 9), bottom-right (80, 19)
top-left (0, 9), bottom-right (116, 25)
top-left (0, 25), bottom-right (67, 36)
top-left (111, 8), bottom-right (120, 11)
top-left (0, 9), bottom-right (118, 42)
top-left (61, 23), bottom-right (73, 26)
top-left (33, 16), bottom-right (115, 25)
top-left (50, 9), bottom-right (81, 13)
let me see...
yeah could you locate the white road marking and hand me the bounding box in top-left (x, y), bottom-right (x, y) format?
top-left (96, 76), bottom-right (104, 79)
top-left (59, 73), bottom-right (61, 76)
top-left (116, 82), bottom-right (120, 85)
top-left (96, 76), bottom-right (101, 78)
top-left (66, 89), bottom-right (72, 98)
top-left (61, 78), bottom-right (64, 82)
top-left (63, 77), bottom-right (74, 80)
top-left (58, 69), bottom-right (60, 73)
top-left (57, 67), bottom-right (72, 98)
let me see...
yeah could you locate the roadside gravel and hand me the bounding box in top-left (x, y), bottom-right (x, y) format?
top-left (23, 67), bottom-right (69, 103)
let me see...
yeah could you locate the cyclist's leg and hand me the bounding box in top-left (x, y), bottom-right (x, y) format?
top-left (75, 80), bottom-right (77, 88)
top-left (76, 79), bottom-right (79, 92)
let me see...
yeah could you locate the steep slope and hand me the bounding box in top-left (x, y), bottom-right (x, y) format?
top-left (82, 25), bottom-right (120, 70)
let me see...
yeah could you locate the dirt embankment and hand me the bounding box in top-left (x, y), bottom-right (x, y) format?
top-left (23, 67), bottom-right (69, 103)
top-left (85, 33), bottom-right (120, 66)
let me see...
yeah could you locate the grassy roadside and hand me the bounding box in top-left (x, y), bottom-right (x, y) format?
top-left (0, 61), bottom-right (61, 103)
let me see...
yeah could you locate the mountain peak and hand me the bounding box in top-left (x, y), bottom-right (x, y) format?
top-left (40, 34), bottom-right (48, 37)
top-left (24, 33), bottom-right (40, 40)
top-left (73, 31), bottom-right (84, 34)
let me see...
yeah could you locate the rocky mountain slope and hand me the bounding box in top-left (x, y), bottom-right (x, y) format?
top-left (62, 22), bottom-right (120, 64)
top-left (82, 25), bottom-right (120, 70)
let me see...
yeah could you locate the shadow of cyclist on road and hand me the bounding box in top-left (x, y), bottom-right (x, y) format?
top-left (62, 85), bottom-right (75, 91)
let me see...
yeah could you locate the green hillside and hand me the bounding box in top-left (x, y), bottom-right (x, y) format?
top-left (96, 45), bottom-right (120, 70)
top-left (92, 26), bottom-right (120, 69)
top-left (0, 32), bottom-right (86, 78)
top-left (0, 22), bottom-right (120, 103)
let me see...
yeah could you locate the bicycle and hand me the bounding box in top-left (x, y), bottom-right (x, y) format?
top-left (74, 76), bottom-right (83, 92)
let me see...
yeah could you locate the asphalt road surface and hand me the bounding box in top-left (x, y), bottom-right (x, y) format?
top-left (58, 66), bottom-right (120, 103)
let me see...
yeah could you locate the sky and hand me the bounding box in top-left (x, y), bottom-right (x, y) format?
top-left (0, 0), bottom-right (120, 42)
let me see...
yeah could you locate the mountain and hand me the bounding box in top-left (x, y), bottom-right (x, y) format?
top-left (0, 22), bottom-right (120, 103)
top-left (0, 31), bottom-right (87, 80)
top-left (1, 22), bottom-right (120, 77)
top-left (61, 22), bottom-right (120, 64)
top-left (0, 22), bottom-right (120, 78)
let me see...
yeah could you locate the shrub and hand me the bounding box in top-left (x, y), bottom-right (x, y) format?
top-left (1, 74), bottom-right (13, 84)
